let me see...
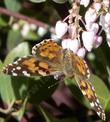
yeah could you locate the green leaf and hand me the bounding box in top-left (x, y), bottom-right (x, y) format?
top-left (90, 74), bottom-right (110, 108)
top-left (104, 99), bottom-right (110, 121)
top-left (4, 42), bottom-right (30, 66)
top-left (106, 66), bottom-right (110, 83)
top-left (4, 0), bottom-right (21, 12)
top-left (0, 74), bottom-right (29, 105)
top-left (0, 74), bottom-right (29, 120)
top-left (39, 106), bottom-right (78, 122)
top-left (7, 30), bottom-right (23, 51)
top-left (52, 0), bottom-right (67, 4)
top-left (0, 75), bottom-right (58, 104)
top-left (65, 74), bottom-right (110, 110)
top-left (0, 60), bottom-right (3, 73)
top-left (64, 77), bottom-right (90, 108)
top-left (28, 76), bottom-right (58, 103)
top-left (29, 0), bottom-right (46, 3)
top-left (12, 97), bottom-right (28, 121)
top-left (0, 74), bottom-right (58, 120)
top-left (0, 16), bottom-right (8, 27)
top-left (0, 118), bottom-right (5, 122)
top-left (24, 31), bottom-right (38, 40)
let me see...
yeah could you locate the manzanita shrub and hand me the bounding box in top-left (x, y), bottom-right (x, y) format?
top-left (0, 0), bottom-right (110, 122)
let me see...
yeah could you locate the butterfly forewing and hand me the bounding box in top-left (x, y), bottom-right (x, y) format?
top-left (32, 39), bottom-right (63, 74)
top-left (2, 55), bottom-right (60, 77)
top-left (32, 39), bottom-right (63, 64)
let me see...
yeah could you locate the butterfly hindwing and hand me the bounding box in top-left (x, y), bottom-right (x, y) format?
top-left (74, 75), bottom-right (106, 121)
top-left (72, 53), bottom-right (90, 78)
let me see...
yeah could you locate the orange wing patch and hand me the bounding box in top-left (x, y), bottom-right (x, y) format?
top-left (2, 56), bottom-right (51, 76)
top-left (73, 54), bottom-right (90, 78)
top-left (22, 57), bottom-right (39, 73)
top-left (32, 39), bottom-right (62, 60)
top-left (78, 79), bottom-right (106, 121)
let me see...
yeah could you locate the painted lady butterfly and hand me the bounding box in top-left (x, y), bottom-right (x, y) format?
top-left (2, 39), bottom-right (106, 120)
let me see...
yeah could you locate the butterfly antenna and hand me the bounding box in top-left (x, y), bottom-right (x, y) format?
top-left (48, 81), bottom-right (59, 89)
top-left (48, 75), bottom-right (65, 89)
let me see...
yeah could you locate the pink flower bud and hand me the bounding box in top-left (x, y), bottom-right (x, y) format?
top-left (55, 21), bottom-right (68, 38)
top-left (99, 15), bottom-right (109, 32)
top-left (94, 3), bottom-right (101, 12)
top-left (106, 33), bottom-right (110, 47)
top-left (80, 0), bottom-right (90, 7)
top-left (62, 38), bottom-right (80, 53)
top-left (104, 13), bottom-right (110, 25)
top-left (12, 23), bottom-right (19, 30)
top-left (38, 27), bottom-right (47, 36)
top-left (103, 0), bottom-right (110, 7)
top-left (94, 36), bottom-right (102, 48)
top-left (86, 23), bottom-right (99, 34)
top-left (82, 31), bottom-right (95, 51)
top-left (85, 8), bottom-right (97, 24)
top-left (21, 23), bottom-right (30, 37)
top-left (91, 23), bottom-right (99, 34)
top-left (77, 47), bottom-right (86, 58)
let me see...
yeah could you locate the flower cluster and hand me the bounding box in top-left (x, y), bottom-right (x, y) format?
top-left (55, 0), bottom-right (110, 58)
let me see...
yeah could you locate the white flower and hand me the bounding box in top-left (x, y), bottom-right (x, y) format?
top-left (80, 0), bottom-right (90, 7)
top-left (77, 47), bottom-right (86, 58)
top-left (62, 38), bottom-right (80, 53)
top-left (85, 8), bottom-right (97, 24)
top-left (37, 27), bottom-right (47, 36)
top-left (93, 2), bottom-right (101, 12)
top-left (30, 24), bottom-right (37, 30)
top-left (100, 14), bottom-right (110, 33)
top-left (86, 23), bottom-right (99, 34)
top-left (106, 33), bottom-right (110, 47)
top-left (21, 23), bottom-right (30, 37)
top-left (12, 23), bottom-right (19, 30)
top-left (104, 13), bottom-right (110, 25)
top-left (55, 21), bottom-right (68, 38)
top-left (94, 36), bottom-right (102, 48)
top-left (82, 31), bottom-right (96, 51)
top-left (100, 15), bottom-right (107, 30)
top-left (103, 0), bottom-right (110, 7)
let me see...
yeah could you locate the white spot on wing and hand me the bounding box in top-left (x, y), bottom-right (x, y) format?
top-left (13, 61), bottom-right (18, 64)
top-left (12, 72), bottom-right (17, 76)
top-left (18, 58), bottom-right (22, 61)
top-left (97, 111), bottom-right (101, 116)
top-left (91, 86), bottom-right (95, 91)
top-left (22, 71), bottom-right (30, 77)
top-left (32, 49), bottom-right (36, 55)
top-left (12, 68), bottom-right (16, 71)
top-left (16, 66), bottom-right (21, 70)
top-left (82, 90), bottom-right (86, 95)
top-left (90, 102), bottom-right (94, 107)
top-left (95, 102), bottom-right (98, 107)
top-left (9, 64), bottom-right (13, 66)
top-left (96, 99), bottom-right (100, 104)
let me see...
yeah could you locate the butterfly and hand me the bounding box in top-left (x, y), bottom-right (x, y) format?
top-left (2, 39), bottom-right (106, 120)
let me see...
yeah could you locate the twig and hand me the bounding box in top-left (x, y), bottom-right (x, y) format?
top-left (0, 7), bottom-right (49, 29)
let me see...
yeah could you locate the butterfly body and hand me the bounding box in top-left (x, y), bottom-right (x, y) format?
top-left (2, 39), bottom-right (106, 120)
